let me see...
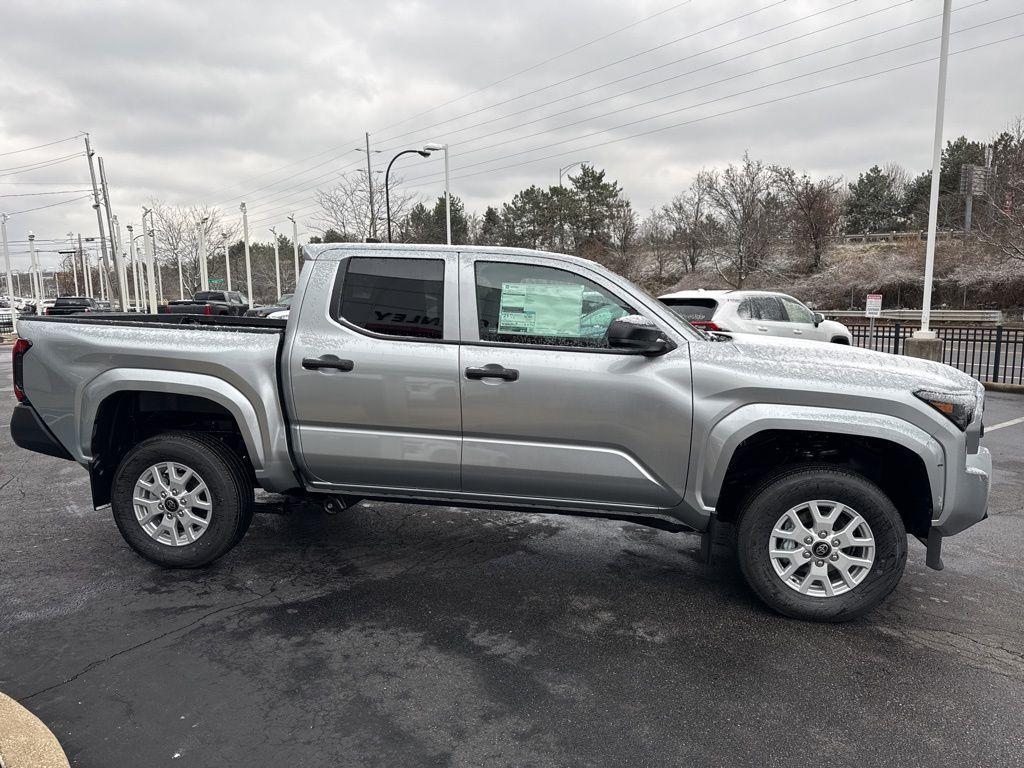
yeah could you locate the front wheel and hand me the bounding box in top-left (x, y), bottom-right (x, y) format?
top-left (736, 465), bottom-right (907, 622)
top-left (110, 432), bottom-right (254, 568)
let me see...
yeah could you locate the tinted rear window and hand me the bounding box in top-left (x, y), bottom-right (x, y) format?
top-left (193, 292), bottom-right (226, 302)
top-left (332, 257), bottom-right (445, 340)
top-left (54, 298), bottom-right (92, 307)
top-left (660, 298), bottom-right (718, 322)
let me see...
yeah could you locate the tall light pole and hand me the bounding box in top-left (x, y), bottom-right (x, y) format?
top-left (287, 214), bottom-right (299, 288)
top-left (98, 156), bottom-right (126, 309)
top-left (28, 232), bottom-right (42, 305)
top-left (83, 135), bottom-right (112, 303)
top-left (221, 232), bottom-right (232, 291)
top-left (269, 226), bottom-right (281, 301)
top-left (1, 214), bottom-right (12, 303)
top-left (142, 206), bottom-right (159, 309)
top-left (127, 225), bottom-right (141, 311)
top-left (559, 160), bottom-right (589, 186)
top-left (385, 148), bottom-right (433, 243)
top-left (198, 216), bottom-right (210, 291)
top-left (423, 143), bottom-right (452, 244)
top-left (911, 0), bottom-right (952, 352)
top-left (240, 202), bottom-right (252, 303)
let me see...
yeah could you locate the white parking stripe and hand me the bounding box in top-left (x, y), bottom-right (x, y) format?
top-left (986, 416), bottom-right (1024, 432)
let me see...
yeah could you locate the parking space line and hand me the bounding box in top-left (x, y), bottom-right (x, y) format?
top-left (987, 415), bottom-right (1024, 432)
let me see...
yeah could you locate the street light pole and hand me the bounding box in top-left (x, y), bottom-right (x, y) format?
top-left (221, 233), bottom-right (232, 291)
top-left (1, 214), bottom-right (12, 304)
top-left (142, 207), bottom-right (159, 309)
top-left (424, 143), bottom-right (452, 244)
top-left (385, 148), bottom-right (432, 242)
top-left (287, 214), bottom-right (299, 288)
top-left (364, 133), bottom-right (376, 240)
top-left (198, 217), bottom-right (210, 291)
top-left (240, 202), bottom-right (252, 303)
top-left (270, 226), bottom-right (281, 301)
top-left (914, 0), bottom-right (952, 342)
top-left (28, 232), bottom-right (41, 305)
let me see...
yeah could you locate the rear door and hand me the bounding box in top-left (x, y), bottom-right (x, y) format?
top-left (286, 252), bottom-right (462, 492)
top-left (738, 295), bottom-right (790, 338)
top-left (457, 253), bottom-right (691, 509)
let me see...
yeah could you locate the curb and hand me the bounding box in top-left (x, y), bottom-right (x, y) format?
top-left (0, 693), bottom-right (69, 768)
top-left (982, 381), bottom-right (1024, 395)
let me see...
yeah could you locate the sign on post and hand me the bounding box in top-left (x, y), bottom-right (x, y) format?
top-left (865, 293), bottom-right (882, 318)
top-left (865, 293), bottom-right (882, 348)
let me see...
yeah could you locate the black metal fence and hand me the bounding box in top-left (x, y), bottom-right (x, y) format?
top-left (0, 313), bottom-right (14, 336)
top-left (846, 323), bottom-right (1024, 385)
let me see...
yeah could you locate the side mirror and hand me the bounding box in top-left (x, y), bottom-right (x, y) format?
top-left (812, 312), bottom-right (825, 327)
top-left (607, 315), bottom-right (674, 356)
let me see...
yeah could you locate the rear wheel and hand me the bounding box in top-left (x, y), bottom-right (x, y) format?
top-left (736, 465), bottom-right (906, 621)
top-left (111, 432), bottom-right (254, 568)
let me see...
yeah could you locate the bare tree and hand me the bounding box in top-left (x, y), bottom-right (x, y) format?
top-left (975, 117), bottom-right (1024, 263)
top-left (639, 209), bottom-right (679, 291)
top-left (149, 202), bottom-right (237, 299)
top-left (705, 154), bottom-right (782, 288)
top-left (663, 170), bottom-right (717, 273)
top-left (314, 171), bottom-right (415, 242)
top-left (602, 198), bottom-right (642, 281)
top-left (772, 166), bottom-right (842, 271)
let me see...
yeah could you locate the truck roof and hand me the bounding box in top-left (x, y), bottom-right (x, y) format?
top-left (301, 242), bottom-right (604, 271)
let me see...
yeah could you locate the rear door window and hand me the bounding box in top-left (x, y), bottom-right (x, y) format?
top-left (332, 257), bottom-right (445, 340)
top-left (739, 296), bottom-right (786, 321)
top-left (659, 298), bottom-right (718, 323)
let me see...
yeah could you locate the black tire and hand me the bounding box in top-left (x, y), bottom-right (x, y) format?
top-left (736, 465), bottom-right (906, 622)
top-left (111, 432), bottom-right (254, 568)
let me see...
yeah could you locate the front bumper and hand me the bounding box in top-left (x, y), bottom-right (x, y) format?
top-left (936, 447), bottom-right (992, 537)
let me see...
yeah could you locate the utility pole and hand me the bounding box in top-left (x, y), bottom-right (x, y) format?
top-left (364, 132), bottom-right (376, 240)
top-left (175, 246), bottom-right (184, 300)
top-left (288, 214), bottom-right (299, 288)
top-left (97, 155), bottom-right (126, 309)
top-left (240, 202), bottom-right (252, 303)
top-left (127, 224), bottom-right (140, 311)
top-left (443, 145), bottom-right (451, 245)
top-left (269, 226), bottom-right (281, 300)
top-left (78, 234), bottom-right (87, 296)
top-left (1, 214), bottom-right (13, 303)
top-left (198, 217), bottom-right (210, 291)
top-left (908, 0), bottom-right (952, 358)
top-left (67, 232), bottom-right (80, 295)
top-left (84, 135), bottom-right (112, 301)
top-left (28, 232), bottom-right (42, 304)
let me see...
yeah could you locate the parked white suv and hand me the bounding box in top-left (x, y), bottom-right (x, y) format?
top-left (659, 289), bottom-right (852, 344)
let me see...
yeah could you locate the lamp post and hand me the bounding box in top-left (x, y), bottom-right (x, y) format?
top-left (385, 148), bottom-right (433, 243)
top-left (908, 0), bottom-right (952, 361)
top-left (221, 232), bottom-right (232, 291)
top-left (559, 160), bottom-right (589, 186)
top-left (423, 143), bottom-right (452, 244)
top-left (1, 214), bottom-right (12, 304)
top-left (142, 206), bottom-right (159, 309)
top-left (287, 214), bottom-right (299, 288)
top-left (198, 216), bottom-right (210, 291)
top-left (240, 202), bottom-right (252, 304)
top-left (28, 232), bottom-right (42, 305)
top-left (269, 226), bottom-right (281, 301)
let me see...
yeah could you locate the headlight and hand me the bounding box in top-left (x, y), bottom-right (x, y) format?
top-left (914, 389), bottom-right (977, 431)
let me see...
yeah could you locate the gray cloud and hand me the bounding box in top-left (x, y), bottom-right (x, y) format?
top-left (1, 0), bottom-right (1022, 269)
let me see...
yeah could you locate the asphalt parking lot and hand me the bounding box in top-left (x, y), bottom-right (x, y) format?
top-left (1, 353), bottom-right (1023, 767)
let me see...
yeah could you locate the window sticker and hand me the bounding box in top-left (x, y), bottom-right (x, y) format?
top-left (497, 282), bottom-right (585, 336)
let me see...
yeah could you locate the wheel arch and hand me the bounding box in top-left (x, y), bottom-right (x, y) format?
top-left (698, 404), bottom-right (943, 538)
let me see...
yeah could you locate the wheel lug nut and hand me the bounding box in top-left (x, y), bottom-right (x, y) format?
top-left (816, 560), bottom-right (825, 567)
top-left (803, 551), bottom-right (811, 559)
top-left (818, 531), bottom-right (828, 538)
top-left (161, 491), bottom-right (166, 497)
top-left (804, 536), bottom-right (813, 545)
top-left (158, 503), bottom-right (164, 510)
top-left (830, 554), bottom-right (839, 562)
top-left (832, 538), bottom-right (840, 547)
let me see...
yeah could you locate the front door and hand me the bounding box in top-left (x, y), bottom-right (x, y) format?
top-left (458, 254), bottom-right (691, 510)
top-left (286, 252), bottom-right (462, 492)
top-left (780, 296), bottom-right (827, 341)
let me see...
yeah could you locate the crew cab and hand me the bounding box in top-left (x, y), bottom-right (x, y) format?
top-left (159, 290), bottom-right (249, 315)
top-left (10, 244), bottom-right (991, 621)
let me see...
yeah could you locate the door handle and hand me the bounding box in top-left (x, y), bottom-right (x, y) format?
top-left (465, 364), bottom-right (519, 382)
top-left (302, 357), bottom-right (354, 371)
top-left (756, 326), bottom-right (769, 332)
top-left (792, 329), bottom-right (803, 335)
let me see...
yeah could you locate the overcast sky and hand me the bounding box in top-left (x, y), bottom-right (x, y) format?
top-left (1, 0), bottom-right (1022, 269)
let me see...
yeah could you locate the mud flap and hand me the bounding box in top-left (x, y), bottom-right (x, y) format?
top-left (924, 528), bottom-right (944, 571)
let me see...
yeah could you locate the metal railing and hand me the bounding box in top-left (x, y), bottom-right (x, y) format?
top-left (846, 323), bottom-right (1024, 385)
top-left (0, 310), bottom-right (15, 337)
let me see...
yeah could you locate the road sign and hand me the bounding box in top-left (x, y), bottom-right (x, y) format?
top-left (959, 164), bottom-right (989, 197)
top-left (209, 278), bottom-right (225, 285)
top-left (865, 294), bottom-right (882, 318)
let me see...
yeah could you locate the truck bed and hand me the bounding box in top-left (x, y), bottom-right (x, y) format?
top-left (14, 312), bottom-right (296, 493)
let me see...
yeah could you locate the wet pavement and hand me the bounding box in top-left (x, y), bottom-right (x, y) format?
top-left (1, 353), bottom-right (1023, 767)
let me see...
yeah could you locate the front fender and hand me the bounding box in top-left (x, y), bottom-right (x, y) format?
top-left (692, 403), bottom-right (945, 513)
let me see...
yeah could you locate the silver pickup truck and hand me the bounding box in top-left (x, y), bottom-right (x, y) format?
top-left (10, 244), bottom-right (991, 621)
